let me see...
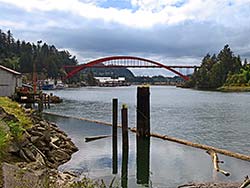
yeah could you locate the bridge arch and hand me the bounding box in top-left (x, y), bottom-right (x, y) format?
top-left (64, 56), bottom-right (190, 81)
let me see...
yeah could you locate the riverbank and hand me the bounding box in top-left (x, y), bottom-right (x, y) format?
top-left (218, 85), bottom-right (250, 92)
top-left (0, 97), bottom-right (78, 187)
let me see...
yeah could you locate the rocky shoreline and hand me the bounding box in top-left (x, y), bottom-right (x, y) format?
top-left (0, 104), bottom-right (79, 188)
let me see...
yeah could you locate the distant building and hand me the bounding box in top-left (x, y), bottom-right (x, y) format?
top-left (95, 77), bottom-right (129, 87)
top-left (0, 65), bottom-right (22, 96)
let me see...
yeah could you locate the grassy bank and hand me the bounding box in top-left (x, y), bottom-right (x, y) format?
top-left (0, 97), bottom-right (32, 128)
top-left (0, 97), bottom-right (33, 157)
top-left (218, 85), bottom-right (250, 92)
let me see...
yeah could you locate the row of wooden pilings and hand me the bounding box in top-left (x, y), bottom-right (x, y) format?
top-left (38, 93), bottom-right (51, 112)
top-left (112, 86), bottom-right (150, 187)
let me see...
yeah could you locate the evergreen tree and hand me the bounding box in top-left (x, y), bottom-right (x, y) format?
top-left (186, 45), bottom-right (243, 89)
top-left (0, 29), bottom-right (78, 80)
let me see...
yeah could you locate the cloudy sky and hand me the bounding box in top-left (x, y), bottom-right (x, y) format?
top-left (1, 0), bottom-right (250, 71)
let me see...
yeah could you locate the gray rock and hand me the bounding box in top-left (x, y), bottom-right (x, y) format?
top-left (35, 140), bottom-right (47, 148)
top-left (31, 136), bottom-right (40, 143)
top-left (23, 148), bottom-right (36, 162)
top-left (21, 138), bottom-right (30, 147)
top-left (36, 126), bottom-right (46, 132)
top-left (8, 143), bottom-right (20, 153)
top-left (28, 130), bottom-right (44, 137)
top-left (2, 162), bottom-right (47, 188)
top-left (19, 149), bottom-right (31, 162)
top-left (48, 149), bottom-right (71, 163)
top-left (64, 142), bottom-right (78, 152)
top-left (39, 121), bottom-right (49, 127)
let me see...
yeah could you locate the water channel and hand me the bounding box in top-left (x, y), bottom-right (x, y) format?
top-left (44, 86), bottom-right (250, 187)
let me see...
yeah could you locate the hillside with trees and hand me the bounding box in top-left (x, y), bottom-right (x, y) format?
top-left (0, 30), bottom-right (78, 79)
top-left (84, 66), bottom-right (135, 79)
top-left (186, 45), bottom-right (250, 90)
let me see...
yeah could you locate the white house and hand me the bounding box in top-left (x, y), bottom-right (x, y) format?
top-left (0, 65), bottom-right (22, 97)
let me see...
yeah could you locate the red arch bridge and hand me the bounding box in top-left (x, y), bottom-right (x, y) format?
top-left (63, 56), bottom-right (200, 81)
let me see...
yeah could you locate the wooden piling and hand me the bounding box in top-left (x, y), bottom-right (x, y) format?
top-left (121, 104), bottom-right (128, 188)
top-left (112, 98), bottom-right (118, 174)
top-left (136, 136), bottom-right (150, 185)
top-left (43, 94), bottom-right (47, 109)
top-left (121, 145), bottom-right (128, 188)
top-left (122, 104), bottom-right (129, 151)
top-left (48, 94), bottom-right (50, 109)
top-left (137, 86), bottom-right (150, 137)
top-left (38, 92), bottom-right (43, 113)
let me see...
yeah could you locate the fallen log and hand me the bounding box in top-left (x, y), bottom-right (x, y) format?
top-left (206, 150), bottom-right (230, 176)
top-left (43, 113), bottom-right (250, 162)
top-left (240, 176), bottom-right (250, 188)
top-left (85, 135), bottom-right (111, 142)
top-left (130, 128), bottom-right (250, 162)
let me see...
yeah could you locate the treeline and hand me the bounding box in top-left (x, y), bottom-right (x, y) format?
top-left (186, 45), bottom-right (249, 89)
top-left (0, 30), bottom-right (78, 78)
top-left (129, 75), bottom-right (183, 84)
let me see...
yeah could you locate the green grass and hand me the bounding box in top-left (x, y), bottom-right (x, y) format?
top-left (0, 97), bottom-right (32, 129)
top-left (218, 85), bottom-right (250, 92)
top-left (0, 125), bottom-right (10, 157)
top-left (0, 97), bottom-right (33, 157)
top-left (7, 121), bottom-right (25, 141)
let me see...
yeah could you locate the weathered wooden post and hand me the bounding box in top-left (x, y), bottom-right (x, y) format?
top-left (121, 104), bottom-right (129, 188)
top-left (43, 94), bottom-right (47, 109)
top-left (112, 98), bottom-right (118, 174)
top-left (38, 92), bottom-right (43, 113)
top-left (137, 86), bottom-right (150, 137)
top-left (47, 94), bottom-right (50, 109)
top-left (136, 86), bottom-right (150, 186)
top-left (122, 104), bottom-right (129, 151)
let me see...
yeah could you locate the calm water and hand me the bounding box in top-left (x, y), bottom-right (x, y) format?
top-left (44, 86), bottom-right (250, 187)
top-left (46, 86), bottom-right (250, 155)
top-left (44, 115), bottom-right (250, 188)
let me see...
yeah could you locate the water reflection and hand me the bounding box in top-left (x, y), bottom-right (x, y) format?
top-left (44, 114), bottom-right (250, 188)
top-left (112, 149), bottom-right (118, 174)
top-left (137, 137), bottom-right (150, 186)
top-left (121, 141), bottom-right (128, 188)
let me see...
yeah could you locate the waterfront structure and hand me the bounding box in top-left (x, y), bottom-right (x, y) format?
top-left (95, 76), bottom-right (129, 86)
top-left (0, 65), bottom-right (22, 96)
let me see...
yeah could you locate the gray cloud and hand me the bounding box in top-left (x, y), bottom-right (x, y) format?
top-left (1, 2), bottom-right (250, 65)
top-left (39, 21), bottom-right (250, 60)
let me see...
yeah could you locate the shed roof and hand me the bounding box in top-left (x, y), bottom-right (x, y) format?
top-left (0, 65), bottom-right (21, 75)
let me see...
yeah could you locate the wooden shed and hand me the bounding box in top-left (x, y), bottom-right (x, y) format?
top-left (0, 65), bottom-right (22, 97)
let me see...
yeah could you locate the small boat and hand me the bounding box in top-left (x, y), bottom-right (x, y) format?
top-left (55, 83), bottom-right (65, 89)
top-left (42, 84), bottom-right (54, 90)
